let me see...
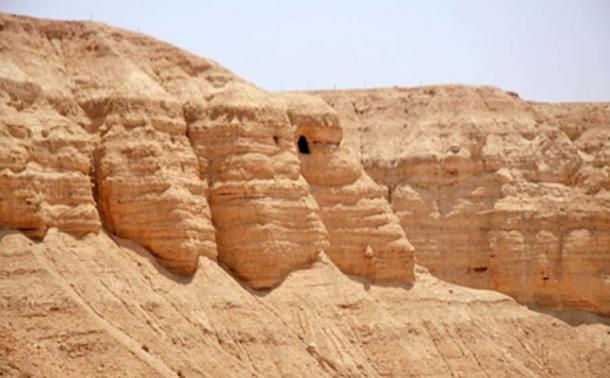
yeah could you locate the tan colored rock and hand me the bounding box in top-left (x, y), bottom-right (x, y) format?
top-left (0, 20), bottom-right (100, 238)
top-left (311, 86), bottom-right (610, 316)
top-left (0, 108), bottom-right (100, 237)
top-left (94, 116), bottom-right (217, 274)
top-left (0, 14), bottom-right (331, 283)
top-left (188, 85), bottom-right (328, 288)
top-left (59, 18), bottom-right (219, 274)
top-left (284, 93), bottom-right (414, 283)
top-left (0, 12), bottom-right (607, 306)
top-left (0, 13), bottom-right (609, 377)
top-left (0, 13), bottom-right (221, 275)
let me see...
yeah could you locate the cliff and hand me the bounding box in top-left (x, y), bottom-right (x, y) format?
top-left (310, 86), bottom-right (610, 316)
top-left (0, 13), bottom-right (405, 288)
top-left (0, 13), bottom-right (609, 377)
top-left (283, 93), bottom-right (415, 283)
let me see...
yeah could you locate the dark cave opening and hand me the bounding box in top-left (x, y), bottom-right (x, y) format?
top-left (297, 135), bottom-right (310, 154)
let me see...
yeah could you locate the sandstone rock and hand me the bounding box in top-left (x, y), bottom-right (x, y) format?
top-left (284, 93), bottom-right (414, 284)
top-left (311, 86), bottom-right (610, 316)
top-left (0, 22), bottom-right (100, 238)
top-left (0, 13), bottom-right (609, 377)
top-left (187, 85), bottom-right (328, 288)
top-left (94, 117), bottom-right (217, 274)
top-left (57, 16), bottom-right (219, 274)
top-left (0, 14), bottom-right (332, 284)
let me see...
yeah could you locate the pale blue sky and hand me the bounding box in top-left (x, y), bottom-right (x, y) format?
top-left (2, 0), bottom-right (609, 102)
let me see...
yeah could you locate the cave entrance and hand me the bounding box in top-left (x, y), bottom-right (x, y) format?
top-left (298, 135), bottom-right (310, 154)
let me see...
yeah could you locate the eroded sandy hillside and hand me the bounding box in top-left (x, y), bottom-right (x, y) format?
top-left (0, 13), bottom-right (609, 377)
top-left (2, 230), bottom-right (609, 377)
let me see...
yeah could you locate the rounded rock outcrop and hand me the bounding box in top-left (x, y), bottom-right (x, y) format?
top-left (283, 93), bottom-right (415, 284)
top-left (188, 85), bottom-right (329, 288)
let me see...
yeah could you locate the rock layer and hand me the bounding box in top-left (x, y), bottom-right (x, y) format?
top-left (71, 39), bottom-right (220, 273)
top-left (1, 12), bottom-right (608, 306)
top-left (312, 86), bottom-right (610, 316)
top-left (0, 14), bottom-right (219, 274)
top-left (0, 13), bottom-right (609, 377)
top-left (0, 18), bottom-right (100, 238)
top-left (284, 94), bottom-right (414, 283)
top-left (187, 86), bottom-right (328, 288)
top-left (0, 13), bottom-right (334, 287)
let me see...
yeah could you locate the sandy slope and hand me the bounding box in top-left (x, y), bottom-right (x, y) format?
top-left (1, 229), bottom-right (608, 377)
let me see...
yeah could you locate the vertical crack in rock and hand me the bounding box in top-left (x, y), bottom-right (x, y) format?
top-left (87, 96), bottom-right (218, 274)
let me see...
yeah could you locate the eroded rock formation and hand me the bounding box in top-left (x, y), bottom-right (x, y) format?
top-left (0, 14), bottom-right (609, 378)
top-left (187, 85), bottom-right (328, 288)
top-left (311, 86), bottom-right (610, 316)
top-left (0, 23), bottom-right (100, 238)
top-left (0, 13), bottom-right (383, 287)
top-left (0, 12), bottom-right (608, 306)
top-left (283, 93), bottom-right (414, 283)
top-left (0, 14), bottom-right (219, 275)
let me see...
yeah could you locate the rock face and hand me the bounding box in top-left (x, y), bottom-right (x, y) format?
top-left (0, 14), bottom-right (609, 377)
top-left (283, 93), bottom-right (414, 283)
top-left (75, 46), bottom-right (219, 275)
top-left (187, 86), bottom-right (328, 288)
top-left (0, 12), bottom-right (607, 306)
top-left (0, 20), bottom-right (101, 238)
top-left (0, 13), bottom-right (357, 287)
top-left (311, 86), bottom-right (610, 316)
top-left (0, 14), bottom-right (219, 275)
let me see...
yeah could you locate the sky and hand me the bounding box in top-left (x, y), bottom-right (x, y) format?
top-left (1, 0), bottom-right (609, 102)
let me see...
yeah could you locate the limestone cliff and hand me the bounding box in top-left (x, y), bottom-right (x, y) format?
top-left (187, 86), bottom-right (328, 288)
top-left (283, 93), bottom-right (414, 283)
top-left (0, 14), bottom-right (334, 286)
top-left (311, 86), bottom-right (610, 316)
top-left (1, 14), bottom-right (609, 377)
